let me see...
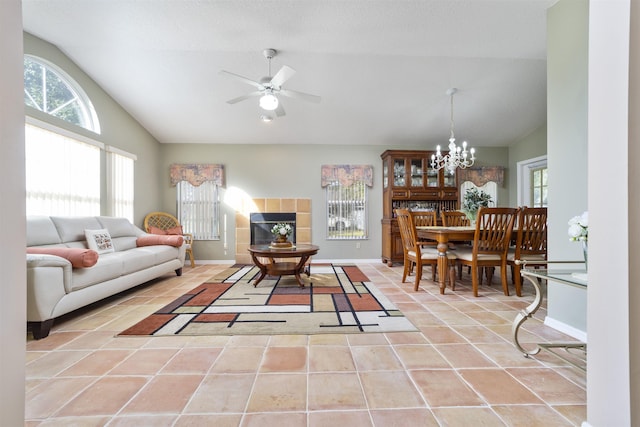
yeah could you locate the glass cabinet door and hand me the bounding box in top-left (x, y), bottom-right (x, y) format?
top-left (425, 168), bottom-right (439, 187)
top-left (443, 169), bottom-right (457, 187)
top-left (410, 159), bottom-right (423, 187)
top-left (393, 158), bottom-right (406, 186)
top-left (383, 163), bottom-right (388, 188)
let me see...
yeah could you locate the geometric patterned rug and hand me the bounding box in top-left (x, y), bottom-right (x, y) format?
top-left (119, 264), bottom-right (418, 336)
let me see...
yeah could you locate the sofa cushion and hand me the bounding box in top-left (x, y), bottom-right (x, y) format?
top-left (26, 216), bottom-right (62, 246)
top-left (26, 247), bottom-right (99, 268)
top-left (85, 229), bottom-right (115, 254)
top-left (51, 216), bottom-right (102, 243)
top-left (97, 216), bottom-right (139, 238)
top-left (70, 254), bottom-right (124, 291)
top-left (137, 235), bottom-right (183, 247)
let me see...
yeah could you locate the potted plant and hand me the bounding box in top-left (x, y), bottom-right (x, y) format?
top-left (461, 187), bottom-right (493, 222)
top-left (271, 223), bottom-right (293, 246)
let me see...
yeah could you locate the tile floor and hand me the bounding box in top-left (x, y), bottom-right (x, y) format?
top-left (25, 262), bottom-right (586, 426)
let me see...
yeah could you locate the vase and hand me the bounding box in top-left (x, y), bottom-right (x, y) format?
top-left (582, 241), bottom-right (588, 268)
top-left (275, 234), bottom-right (288, 243)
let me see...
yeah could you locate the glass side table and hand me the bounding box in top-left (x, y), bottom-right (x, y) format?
top-left (512, 261), bottom-right (587, 371)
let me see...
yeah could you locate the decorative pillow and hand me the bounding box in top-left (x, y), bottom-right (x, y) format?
top-left (84, 229), bottom-right (115, 254)
top-left (165, 225), bottom-right (184, 235)
top-left (27, 247), bottom-right (99, 268)
top-left (148, 226), bottom-right (167, 235)
top-left (136, 235), bottom-right (184, 247)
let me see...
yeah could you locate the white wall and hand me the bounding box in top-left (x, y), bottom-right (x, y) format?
top-left (546, 0), bottom-right (589, 335)
top-left (586, 1), bottom-right (637, 425)
top-left (0, 1), bottom-right (27, 425)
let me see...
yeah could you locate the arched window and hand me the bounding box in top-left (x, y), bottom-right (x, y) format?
top-left (23, 55), bottom-right (100, 133)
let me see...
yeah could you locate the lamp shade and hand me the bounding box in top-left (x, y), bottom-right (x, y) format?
top-left (259, 93), bottom-right (278, 110)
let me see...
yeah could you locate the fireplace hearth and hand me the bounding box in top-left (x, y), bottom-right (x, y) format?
top-left (250, 212), bottom-right (296, 245)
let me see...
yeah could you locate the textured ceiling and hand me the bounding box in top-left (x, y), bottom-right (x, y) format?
top-left (22, 0), bottom-right (556, 147)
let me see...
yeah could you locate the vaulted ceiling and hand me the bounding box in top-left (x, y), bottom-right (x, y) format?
top-left (22, 0), bottom-right (556, 147)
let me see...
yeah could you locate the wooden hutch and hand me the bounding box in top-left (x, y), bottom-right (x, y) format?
top-left (381, 149), bottom-right (459, 266)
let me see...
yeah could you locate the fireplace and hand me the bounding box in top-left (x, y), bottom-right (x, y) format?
top-left (250, 212), bottom-right (296, 245)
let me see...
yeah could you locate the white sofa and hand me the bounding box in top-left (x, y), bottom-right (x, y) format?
top-left (26, 216), bottom-right (186, 339)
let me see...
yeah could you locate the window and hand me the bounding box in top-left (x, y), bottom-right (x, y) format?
top-left (325, 180), bottom-right (369, 240)
top-left (25, 120), bottom-right (101, 216)
top-left (177, 181), bottom-right (220, 240)
top-left (531, 167), bottom-right (548, 207)
top-left (24, 55), bottom-right (100, 133)
top-left (106, 147), bottom-right (136, 222)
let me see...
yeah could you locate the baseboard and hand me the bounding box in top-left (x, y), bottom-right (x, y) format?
top-left (544, 316), bottom-right (588, 342)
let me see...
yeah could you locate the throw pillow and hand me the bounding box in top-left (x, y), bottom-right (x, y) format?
top-left (27, 247), bottom-right (99, 268)
top-left (85, 229), bottom-right (115, 254)
top-left (165, 225), bottom-right (184, 235)
top-left (148, 226), bottom-right (167, 235)
top-left (136, 235), bottom-right (184, 247)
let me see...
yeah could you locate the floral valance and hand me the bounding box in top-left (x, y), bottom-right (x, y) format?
top-left (170, 164), bottom-right (225, 187)
top-left (457, 166), bottom-right (505, 187)
top-left (321, 164), bottom-right (374, 188)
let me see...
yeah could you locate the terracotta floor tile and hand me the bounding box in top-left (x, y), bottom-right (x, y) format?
top-left (410, 369), bottom-right (485, 407)
top-left (26, 350), bottom-right (92, 378)
top-left (551, 404), bottom-right (588, 426)
top-left (492, 404), bottom-right (575, 426)
top-left (308, 372), bottom-right (367, 410)
top-left (419, 326), bottom-right (466, 344)
top-left (452, 325), bottom-right (508, 344)
top-left (121, 374), bottom-right (203, 414)
top-left (26, 331), bottom-right (86, 351)
top-left (359, 371), bottom-right (425, 409)
top-left (474, 342), bottom-right (544, 368)
top-left (385, 331), bottom-right (428, 344)
top-left (209, 346), bottom-right (265, 373)
top-left (370, 408), bottom-right (440, 426)
top-left (347, 333), bottom-right (389, 346)
top-left (175, 414), bottom-right (243, 427)
top-left (351, 345), bottom-right (403, 371)
top-left (184, 373), bottom-right (255, 413)
top-left (25, 377), bottom-right (96, 419)
top-left (160, 347), bottom-right (222, 374)
top-left (59, 349), bottom-right (133, 376)
top-left (458, 369), bottom-right (543, 404)
top-left (109, 348), bottom-right (180, 375)
top-left (309, 334), bottom-right (348, 346)
top-left (241, 412), bottom-right (307, 427)
top-left (260, 346), bottom-right (307, 372)
top-left (393, 344), bottom-right (451, 369)
top-left (404, 312), bottom-right (445, 327)
top-left (227, 334), bottom-right (270, 347)
top-left (56, 376), bottom-right (148, 416)
top-left (308, 346), bottom-right (356, 372)
top-left (35, 416), bottom-right (111, 426)
top-left (268, 334), bottom-right (308, 346)
top-left (431, 406), bottom-right (507, 426)
top-left (308, 410), bottom-right (373, 427)
top-left (246, 374), bottom-right (307, 412)
top-left (434, 343), bottom-right (497, 368)
top-left (507, 368), bottom-right (586, 403)
top-left (106, 415), bottom-right (178, 426)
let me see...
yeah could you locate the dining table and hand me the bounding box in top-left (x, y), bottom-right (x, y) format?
top-left (415, 226), bottom-right (476, 294)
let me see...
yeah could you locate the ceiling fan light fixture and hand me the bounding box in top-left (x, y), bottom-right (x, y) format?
top-left (259, 93), bottom-right (278, 110)
top-left (260, 114), bottom-right (273, 122)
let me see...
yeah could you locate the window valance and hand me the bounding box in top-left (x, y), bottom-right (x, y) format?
top-left (457, 166), bottom-right (504, 187)
top-left (321, 164), bottom-right (374, 188)
top-left (170, 163), bottom-right (225, 187)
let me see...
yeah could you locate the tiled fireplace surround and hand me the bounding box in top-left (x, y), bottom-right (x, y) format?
top-left (235, 198), bottom-right (311, 264)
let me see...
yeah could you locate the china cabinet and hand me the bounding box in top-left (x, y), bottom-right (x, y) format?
top-left (381, 149), bottom-right (459, 266)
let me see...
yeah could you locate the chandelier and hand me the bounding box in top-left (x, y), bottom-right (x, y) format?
top-left (430, 88), bottom-right (475, 174)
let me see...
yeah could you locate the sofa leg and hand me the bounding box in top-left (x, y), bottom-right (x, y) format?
top-left (30, 319), bottom-right (54, 340)
top-left (175, 268), bottom-right (183, 276)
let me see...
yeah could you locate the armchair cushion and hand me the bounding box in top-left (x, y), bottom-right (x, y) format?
top-left (136, 234), bottom-right (184, 248)
top-left (26, 247), bottom-right (99, 268)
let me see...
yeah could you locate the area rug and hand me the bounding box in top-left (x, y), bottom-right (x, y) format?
top-left (119, 264), bottom-right (418, 336)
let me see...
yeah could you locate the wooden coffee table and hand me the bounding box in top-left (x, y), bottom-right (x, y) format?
top-left (248, 244), bottom-right (319, 288)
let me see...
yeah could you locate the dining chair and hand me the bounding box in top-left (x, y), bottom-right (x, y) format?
top-left (507, 206), bottom-right (547, 296)
top-left (395, 208), bottom-right (456, 291)
top-left (441, 210), bottom-right (471, 226)
top-left (453, 207), bottom-right (519, 297)
top-left (410, 210), bottom-right (438, 248)
top-left (144, 211), bottom-right (195, 268)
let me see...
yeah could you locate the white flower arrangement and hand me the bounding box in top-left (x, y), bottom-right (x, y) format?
top-left (271, 223), bottom-right (293, 237)
top-left (461, 188), bottom-right (493, 221)
top-left (568, 211), bottom-right (588, 242)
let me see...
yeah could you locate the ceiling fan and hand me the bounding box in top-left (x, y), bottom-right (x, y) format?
top-left (219, 48), bottom-right (321, 118)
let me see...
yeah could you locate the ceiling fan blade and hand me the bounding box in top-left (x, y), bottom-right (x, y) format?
top-left (279, 89), bottom-right (321, 104)
top-left (270, 65), bottom-right (296, 88)
top-left (219, 70), bottom-right (264, 90)
top-left (274, 101), bottom-right (286, 117)
top-left (225, 91), bottom-right (262, 104)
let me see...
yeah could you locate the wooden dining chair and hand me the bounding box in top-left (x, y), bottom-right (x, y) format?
top-left (144, 212), bottom-right (195, 268)
top-left (453, 207), bottom-right (519, 297)
top-left (507, 207), bottom-right (547, 297)
top-left (441, 210), bottom-right (471, 226)
top-left (395, 209), bottom-right (456, 291)
top-left (410, 210), bottom-right (438, 248)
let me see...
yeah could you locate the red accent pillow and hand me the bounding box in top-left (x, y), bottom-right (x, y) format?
top-left (27, 247), bottom-right (99, 268)
top-left (136, 235), bottom-right (184, 247)
top-left (148, 226), bottom-right (167, 235)
top-left (166, 225), bottom-right (184, 235)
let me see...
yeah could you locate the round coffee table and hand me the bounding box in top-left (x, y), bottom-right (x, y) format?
top-left (248, 244), bottom-right (319, 288)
